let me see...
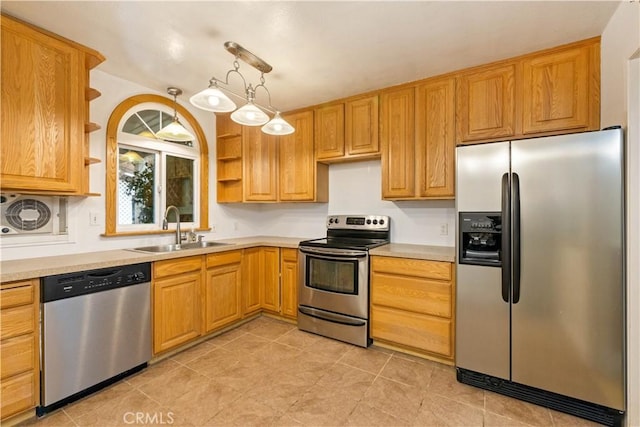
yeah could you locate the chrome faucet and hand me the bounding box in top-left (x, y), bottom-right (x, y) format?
top-left (162, 205), bottom-right (182, 245)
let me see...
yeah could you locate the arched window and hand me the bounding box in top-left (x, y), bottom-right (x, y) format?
top-left (105, 95), bottom-right (209, 236)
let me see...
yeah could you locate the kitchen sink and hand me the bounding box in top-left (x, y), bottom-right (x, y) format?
top-left (130, 241), bottom-right (231, 253)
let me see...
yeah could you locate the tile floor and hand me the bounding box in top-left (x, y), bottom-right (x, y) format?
top-left (27, 316), bottom-right (598, 427)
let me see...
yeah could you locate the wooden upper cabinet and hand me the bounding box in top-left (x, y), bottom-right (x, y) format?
top-left (1, 16), bottom-right (83, 193)
top-left (522, 39), bottom-right (599, 135)
top-left (381, 87), bottom-right (415, 199)
top-left (1, 14), bottom-right (103, 195)
top-left (243, 126), bottom-right (278, 202)
top-left (456, 62), bottom-right (517, 143)
top-left (279, 110), bottom-right (328, 202)
top-left (315, 95), bottom-right (379, 163)
top-left (416, 77), bottom-right (456, 199)
top-left (346, 95), bottom-right (379, 157)
top-left (315, 103), bottom-right (345, 160)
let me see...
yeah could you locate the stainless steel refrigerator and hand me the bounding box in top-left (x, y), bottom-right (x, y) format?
top-left (455, 128), bottom-right (625, 426)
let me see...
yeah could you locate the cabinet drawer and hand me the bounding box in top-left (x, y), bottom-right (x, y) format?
top-left (0, 306), bottom-right (34, 340)
top-left (371, 256), bottom-right (452, 281)
top-left (206, 250), bottom-right (242, 269)
top-left (0, 371), bottom-right (36, 419)
top-left (154, 256), bottom-right (202, 279)
top-left (0, 282), bottom-right (34, 309)
top-left (371, 272), bottom-right (451, 318)
top-left (1, 335), bottom-right (35, 379)
top-left (371, 305), bottom-right (452, 358)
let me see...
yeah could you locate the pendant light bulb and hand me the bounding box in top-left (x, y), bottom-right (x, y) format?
top-left (262, 112), bottom-right (295, 135)
top-left (189, 85), bottom-right (236, 112)
top-left (230, 101), bottom-right (269, 126)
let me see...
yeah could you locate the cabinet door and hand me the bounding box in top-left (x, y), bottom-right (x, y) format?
top-left (416, 77), bottom-right (456, 198)
top-left (0, 372), bottom-right (36, 419)
top-left (261, 247), bottom-right (280, 312)
top-left (205, 259), bottom-right (242, 332)
top-left (1, 16), bottom-right (83, 193)
top-left (279, 110), bottom-right (321, 201)
top-left (456, 63), bottom-right (516, 143)
top-left (243, 126), bottom-right (278, 201)
top-left (346, 95), bottom-right (379, 156)
top-left (153, 271), bottom-right (201, 354)
top-left (315, 104), bottom-right (345, 160)
top-left (280, 248), bottom-right (298, 319)
top-left (242, 248), bottom-right (262, 315)
top-left (381, 87), bottom-right (415, 199)
top-left (522, 42), bottom-right (598, 134)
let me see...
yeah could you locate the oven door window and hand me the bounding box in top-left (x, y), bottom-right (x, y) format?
top-left (307, 256), bottom-right (359, 295)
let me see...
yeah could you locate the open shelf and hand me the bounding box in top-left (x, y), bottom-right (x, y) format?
top-left (85, 122), bottom-right (101, 133)
top-left (84, 157), bottom-right (100, 165)
top-left (85, 87), bottom-right (101, 101)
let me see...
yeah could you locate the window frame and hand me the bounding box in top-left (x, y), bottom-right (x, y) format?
top-left (105, 94), bottom-right (209, 237)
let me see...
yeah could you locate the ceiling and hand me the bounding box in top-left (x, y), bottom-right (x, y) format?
top-left (1, 1), bottom-right (619, 112)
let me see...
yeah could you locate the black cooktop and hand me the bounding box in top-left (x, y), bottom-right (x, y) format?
top-left (299, 237), bottom-right (389, 251)
top-left (299, 215), bottom-right (391, 251)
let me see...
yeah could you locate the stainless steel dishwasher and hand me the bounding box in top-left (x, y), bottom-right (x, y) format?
top-left (38, 263), bottom-right (151, 415)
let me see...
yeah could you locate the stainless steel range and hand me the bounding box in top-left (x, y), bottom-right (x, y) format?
top-left (298, 214), bottom-right (390, 347)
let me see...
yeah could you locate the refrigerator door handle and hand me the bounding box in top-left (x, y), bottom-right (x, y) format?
top-left (501, 173), bottom-right (511, 303)
top-left (512, 172), bottom-right (521, 304)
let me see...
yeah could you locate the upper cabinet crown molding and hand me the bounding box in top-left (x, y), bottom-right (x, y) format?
top-left (0, 14), bottom-right (104, 196)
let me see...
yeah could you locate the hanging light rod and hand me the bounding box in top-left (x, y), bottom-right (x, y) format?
top-left (190, 41), bottom-right (294, 136)
top-left (224, 41), bottom-right (272, 74)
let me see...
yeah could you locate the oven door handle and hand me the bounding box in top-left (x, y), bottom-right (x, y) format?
top-left (299, 246), bottom-right (368, 258)
top-left (298, 305), bottom-right (367, 327)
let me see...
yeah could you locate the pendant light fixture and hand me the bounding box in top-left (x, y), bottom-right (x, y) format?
top-left (190, 41), bottom-right (295, 136)
top-left (156, 87), bottom-right (195, 142)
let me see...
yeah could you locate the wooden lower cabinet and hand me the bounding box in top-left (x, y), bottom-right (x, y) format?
top-left (242, 247), bottom-right (262, 315)
top-left (149, 246), bottom-right (298, 356)
top-left (242, 247), bottom-right (280, 315)
top-left (0, 279), bottom-right (39, 421)
top-left (261, 247), bottom-right (280, 313)
top-left (370, 256), bottom-right (455, 363)
top-left (280, 248), bottom-right (298, 319)
top-left (153, 257), bottom-right (203, 355)
top-left (205, 251), bottom-right (243, 332)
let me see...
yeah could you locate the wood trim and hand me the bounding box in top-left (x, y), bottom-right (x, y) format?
top-left (1, 13), bottom-right (105, 69)
top-left (104, 94), bottom-right (210, 236)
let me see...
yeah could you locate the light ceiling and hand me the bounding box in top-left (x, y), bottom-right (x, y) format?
top-left (1, 1), bottom-right (619, 112)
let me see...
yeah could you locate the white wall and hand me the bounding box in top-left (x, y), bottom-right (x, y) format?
top-left (601, 2), bottom-right (640, 426)
top-left (0, 70), bottom-right (456, 262)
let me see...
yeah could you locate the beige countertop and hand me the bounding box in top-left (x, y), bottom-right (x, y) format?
top-left (0, 237), bottom-right (455, 282)
top-left (0, 236), bottom-right (307, 283)
top-left (370, 243), bottom-right (456, 262)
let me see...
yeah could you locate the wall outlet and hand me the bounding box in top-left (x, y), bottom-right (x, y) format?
top-left (89, 211), bottom-right (101, 226)
top-left (233, 221), bottom-right (239, 231)
top-left (439, 223), bottom-right (449, 236)
top-left (210, 224), bottom-right (216, 233)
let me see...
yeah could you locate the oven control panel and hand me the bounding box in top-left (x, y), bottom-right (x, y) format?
top-left (327, 215), bottom-right (390, 231)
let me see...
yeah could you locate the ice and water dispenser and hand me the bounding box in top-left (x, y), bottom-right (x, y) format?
top-left (458, 212), bottom-right (502, 266)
